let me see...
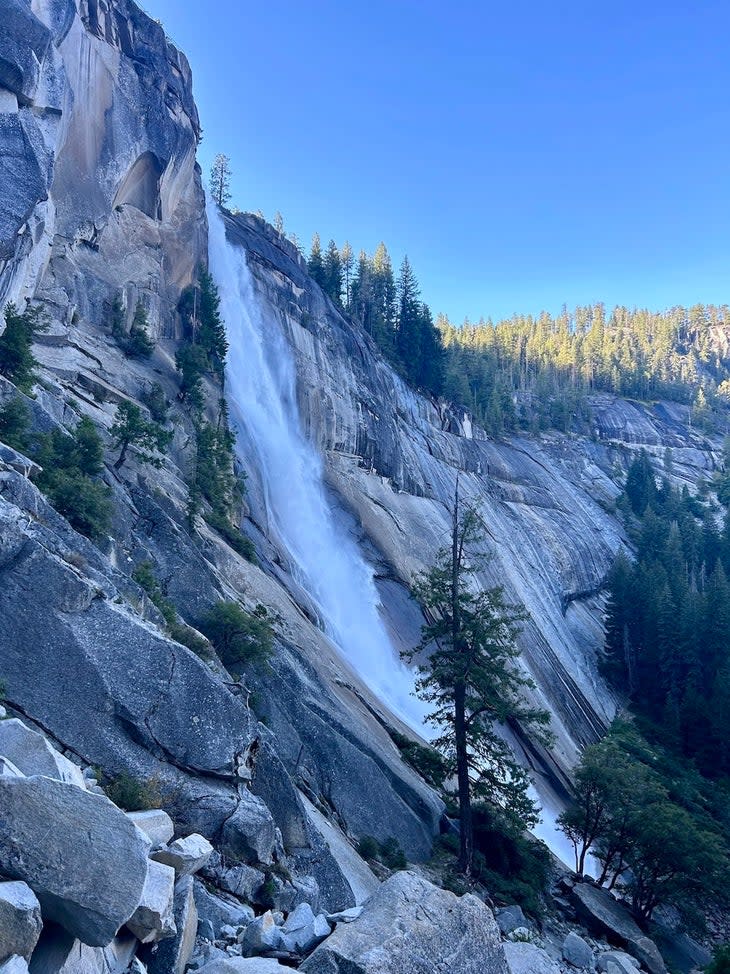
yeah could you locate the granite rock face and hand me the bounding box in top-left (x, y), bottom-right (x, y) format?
top-left (300, 870), bottom-right (509, 974)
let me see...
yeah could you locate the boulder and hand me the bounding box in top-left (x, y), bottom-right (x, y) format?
top-left (504, 943), bottom-right (562, 974)
top-left (326, 906), bottom-right (364, 924)
top-left (0, 882), bottom-right (42, 963)
top-left (216, 864), bottom-right (265, 901)
top-left (143, 876), bottom-right (197, 974)
top-left (597, 952), bottom-right (640, 974)
top-left (277, 902), bottom-right (331, 953)
top-left (300, 870), bottom-right (508, 974)
top-left (125, 861), bottom-right (176, 944)
top-left (25, 926), bottom-right (138, 973)
top-left (152, 834), bottom-right (213, 878)
top-left (196, 959), bottom-right (287, 973)
top-left (0, 775), bottom-right (150, 946)
top-left (0, 720), bottom-right (86, 789)
top-left (239, 913), bottom-right (283, 956)
top-left (563, 932), bottom-right (594, 969)
top-left (127, 811), bottom-right (175, 849)
top-left (496, 905), bottom-right (530, 936)
top-left (571, 885), bottom-right (665, 974)
top-left (193, 881), bottom-right (254, 941)
top-left (0, 958), bottom-right (29, 974)
top-left (221, 793), bottom-right (278, 865)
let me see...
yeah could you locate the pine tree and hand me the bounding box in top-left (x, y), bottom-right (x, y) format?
top-left (308, 233), bottom-right (325, 288)
top-left (0, 303), bottom-right (46, 392)
top-left (323, 239), bottom-right (342, 304)
top-left (111, 401), bottom-right (171, 470)
top-left (197, 268), bottom-right (228, 378)
top-left (209, 154), bottom-right (232, 207)
top-left (340, 241), bottom-right (354, 309)
top-left (403, 483), bottom-right (550, 874)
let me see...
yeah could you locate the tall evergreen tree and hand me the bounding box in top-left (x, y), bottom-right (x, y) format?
top-left (403, 483), bottom-right (550, 874)
top-left (209, 154), bottom-right (232, 207)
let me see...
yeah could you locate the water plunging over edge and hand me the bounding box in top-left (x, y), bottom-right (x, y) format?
top-left (208, 201), bottom-right (428, 731)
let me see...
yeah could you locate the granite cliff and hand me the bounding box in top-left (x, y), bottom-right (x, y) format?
top-left (0, 1), bottom-right (723, 970)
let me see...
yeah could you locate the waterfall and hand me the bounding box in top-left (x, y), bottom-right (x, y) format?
top-left (207, 201), bottom-right (427, 729)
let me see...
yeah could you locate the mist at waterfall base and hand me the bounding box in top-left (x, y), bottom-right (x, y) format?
top-left (207, 201), bottom-right (428, 730)
top-left (207, 200), bottom-right (579, 869)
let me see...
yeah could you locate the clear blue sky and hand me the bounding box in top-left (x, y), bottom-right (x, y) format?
top-left (145, 0), bottom-right (730, 322)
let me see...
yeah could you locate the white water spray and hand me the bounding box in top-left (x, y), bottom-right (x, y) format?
top-left (207, 202), bottom-right (427, 729)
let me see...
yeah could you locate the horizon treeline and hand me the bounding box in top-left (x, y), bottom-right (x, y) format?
top-left (285, 225), bottom-right (730, 434)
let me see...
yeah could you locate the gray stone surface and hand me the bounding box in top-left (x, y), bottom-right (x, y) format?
top-left (300, 870), bottom-right (508, 974)
top-left (0, 958), bottom-right (29, 974)
top-left (277, 902), bottom-right (331, 953)
top-left (126, 861), bottom-right (176, 944)
top-left (0, 775), bottom-right (150, 946)
top-left (497, 905), bottom-right (530, 936)
top-left (127, 810), bottom-right (175, 849)
top-left (0, 0), bottom-right (50, 102)
top-left (193, 881), bottom-right (254, 941)
top-left (239, 913), bottom-right (283, 957)
top-left (597, 952), bottom-right (640, 974)
top-left (0, 720), bottom-right (86, 789)
top-left (563, 932), bottom-right (594, 969)
top-left (152, 834), bottom-right (214, 878)
top-left (197, 959), bottom-right (287, 973)
top-left (0, 882), bottom-right (42, 963)
top-left (143, 876), bottom-right (197, 974)
top-left (571, 885), bottom-right (665, 974)
top-left (504, 942), bottom-right (563, 974)
top-left (26, 926), bottom-right (138, 973)
top-left (221, 792), bottom-right (278, 865)
top-left (0, 757), bottom-right (23, 779)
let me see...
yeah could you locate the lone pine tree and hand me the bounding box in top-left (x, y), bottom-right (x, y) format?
top-left (403, 480), bottom-right (550, 874)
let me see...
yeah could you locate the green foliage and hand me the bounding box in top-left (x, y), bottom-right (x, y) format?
top-left (439, 302), bottom-right (730, 433)
top-left (307, 236), bottom-right (444, 396)
top-left (110, 299), bottom-right (155, 359)
top-left (175, 342), bottom-right (208, 411)
top-left (403, 491), bottom-right (551, 873)
top-left (706, 946), bottom-right (730, 974)
top-left (433, 805), bottom-right (550, 913)
top-left (200, 600), bottom-right (274, 668)
top-left (197, 268), bottom-right (228, 377)
top-left (0, 303), bottom-right (47, 392)
top-left (210, 153), bottom-right (232, 207)
top-left (204, 509), bottom-right (257, 562)
top-left (132, 560), bottom-right (212, 660)
top-left (390, 729), bottom-right (448, 788)
top-left (33, 417), bottom-right (112, 540)
top-left (356, 835), bottom-right (379, 861)
top-left (604, 455), bottom-right (730, 777)
top-left (379, 836), bottom-right (407, 870)
top-left (0, 396), bottom-right (30, 451)
top-left (105, 773), bottom-right (161, 812)
top-left (141, 382), bottom-right (169, 423)
top-left (194, 413), bottom-right (237, 513)
top-left (559, 721), bottom-right (730, 924)
top-left (111, 400), bottom-right (171, 470)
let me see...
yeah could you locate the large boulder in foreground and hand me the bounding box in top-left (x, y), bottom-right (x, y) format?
top-left (571, 884), bottom-right (665, 974)
top-left (0, 775), bottom-right (150, 946)
top-left (300, 870), bottom-right (508, 974)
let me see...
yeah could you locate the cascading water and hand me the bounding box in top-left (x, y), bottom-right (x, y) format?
top-left (207, 200), bottom-right (582, 871)
top-left (207, 200), bottom-right (428, 729)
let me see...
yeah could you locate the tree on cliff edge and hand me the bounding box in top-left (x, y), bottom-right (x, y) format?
top-left (403, 480), bottom-right (551, 875)
top-left (210, 154), bottom-right (232, 207)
